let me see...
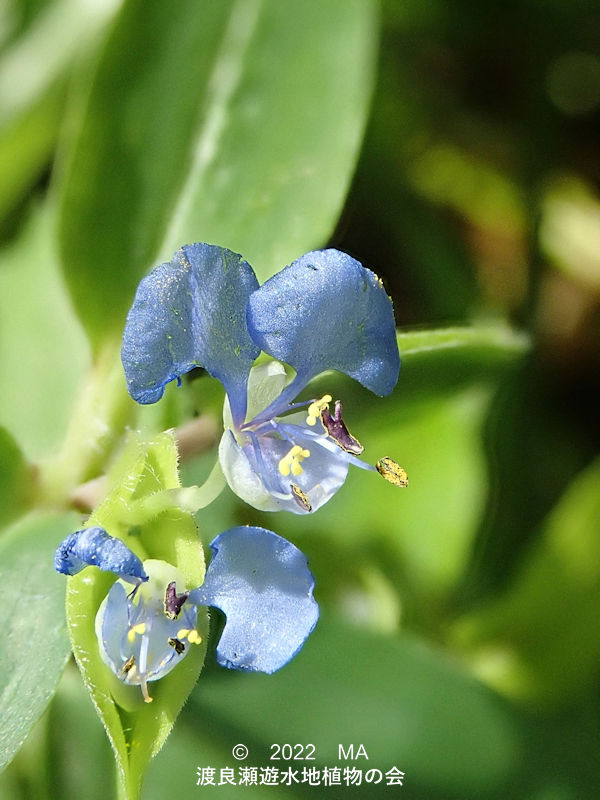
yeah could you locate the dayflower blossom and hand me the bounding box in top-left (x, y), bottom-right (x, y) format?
top-left (122, 244), bottom-right (407, 514)
top-left (55, 525), bottom-right (318, 702)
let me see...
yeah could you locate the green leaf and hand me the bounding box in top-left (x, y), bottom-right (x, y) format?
top-left (0, 427), bottom-right (30, 528)
top-left (0, 82), bottom-right (65, 227)
top-left (459, 354), bottom-right (596, 596)
top-left (0, 205), bottom-right (90, 461)
top-left (58, 0), bottom-right (377, 345)
top-left (396, 324), bottom-right (529, 394)
top-left (66, 431), bottom-right (208, 800)
top-left (0, 511), bottom-right (80, 770)
top-left (0, 0), bottom-right (121, 225)
top-left (185, 615), bottom-right (521, 799)
top-left (342, 386), bottom-right (492, 594)
top-left (452, 456), bottom-right (600, 708)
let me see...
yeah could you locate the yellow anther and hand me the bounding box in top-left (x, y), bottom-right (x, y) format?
top-left (306, 394), bottom-right (332, 426)
top-left (291, 483), bottom-right (312, 512)
top-left (278, 445), bottom-right (311, 476)
top-left (376, 457), bottom-right (409, 487)
top-left (127, 622), bottom-right (146, 643)
top-left (177, 628), bottom-right (202, 644)
top-left (122, 655), bottom-right (136, 675)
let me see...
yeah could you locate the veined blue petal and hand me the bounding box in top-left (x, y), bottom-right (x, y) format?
top-left (246, 249), bottom-right (400, 406)
top-left (54, 527), bottom-right (148, 585)
top-left (189, 527), bottom-right (318, 673)
top-left (122, 243), bottom-right (260, 426)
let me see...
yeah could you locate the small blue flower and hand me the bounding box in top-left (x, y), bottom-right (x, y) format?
top-left (122, 245), bottom-right (406, 514)
top-left (55, 526), bottom-right (318, 702)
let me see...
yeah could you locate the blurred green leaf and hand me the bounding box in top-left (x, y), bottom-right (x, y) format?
top-left (460, 353), bottom-right (597, 599)
top-left (0, 511), bottom-right (79, 770)
top-left (185, 615), bottom-right (520, 799)
top-left (0, 661), bottom-right (113, 800)
top-left (0, 0), bottom-right (120, 122)
top-left (66, 431), bottom-right (207, 800)
top-left (0, 0), bottom-right (121, 226)
top-left (354, 385), bottom-right (492, 593)
top-left (0, 82), bottom-right (65, 227)
top-left (539, 173), bottom-right (600, 289)
top-left (452, 456), bottom-right (600, 708)
top-left (406, 143), bottom-right (525, 234)
top-left (392, 325), bottom-right (528, 404)
top-left (58, 0), bottom-right (377, 345)
top-left (0, 206), bottom-right (90, 461)
top-left (0, 427), bottom-right (29, 527)
top-left (397, 325), bottom-right (528, 357)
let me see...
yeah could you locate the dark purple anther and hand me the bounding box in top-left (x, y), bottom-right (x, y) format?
top-left (320, 401), bottom-right (364, 455)
top-left (164, 581), bottom-right (190, 619)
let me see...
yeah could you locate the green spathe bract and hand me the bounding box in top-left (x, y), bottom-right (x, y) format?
top-left (64, 432), bottom-right (207, 800)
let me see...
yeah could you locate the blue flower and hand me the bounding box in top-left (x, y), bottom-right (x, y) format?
top-left (55, 526), bottom-right (318, 702)
top-left (122, 245), bottom-right (406, 514)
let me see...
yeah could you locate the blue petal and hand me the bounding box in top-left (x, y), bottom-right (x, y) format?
top-left (54, 527), bottom-right (148, 585)
top-left (189, 527), bottom-right (318, 673)
top-left (122, 243), bottom-right (260, 426)
top-left (246, 249), bottom-right (400, 405)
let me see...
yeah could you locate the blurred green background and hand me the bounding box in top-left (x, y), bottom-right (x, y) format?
top-left (1, 0), bottom-right (599, 798)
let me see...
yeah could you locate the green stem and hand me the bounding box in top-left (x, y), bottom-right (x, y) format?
top-left (122, 460), bottom-right (226, 525)
top-left (36, 339), bottom-right (136, 508)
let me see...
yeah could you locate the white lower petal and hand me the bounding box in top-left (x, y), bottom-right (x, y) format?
top-left (218, 429), bottom-right (281, 512)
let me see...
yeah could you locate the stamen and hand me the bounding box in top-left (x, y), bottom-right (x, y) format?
top-left (321, 400), bottom-right (364, 455)
top-left (168, 637), bottom-right (185, 655)
top-left (376, 457), bottom-right (408, 487)
top-left (306, 394), bottom-right (332, 426)
top-left (291, 483), bottom-right (312, 512)
top-left (278, 444), bottom-right (310, 476)
top-left (164, 581), bottom-right (189, 619)
top-left (126, 580), bottom-right (145, 601)
top-left (141, 677), bottom-right (153, 703)
top-left (127, 622), bottom-right (146, 643)
top-left (138, 617), bottom-right (153, 702)
top-left (122, 655), bottom-right (136, 675)
top-left (177, 628), bottom-right (203, 644)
